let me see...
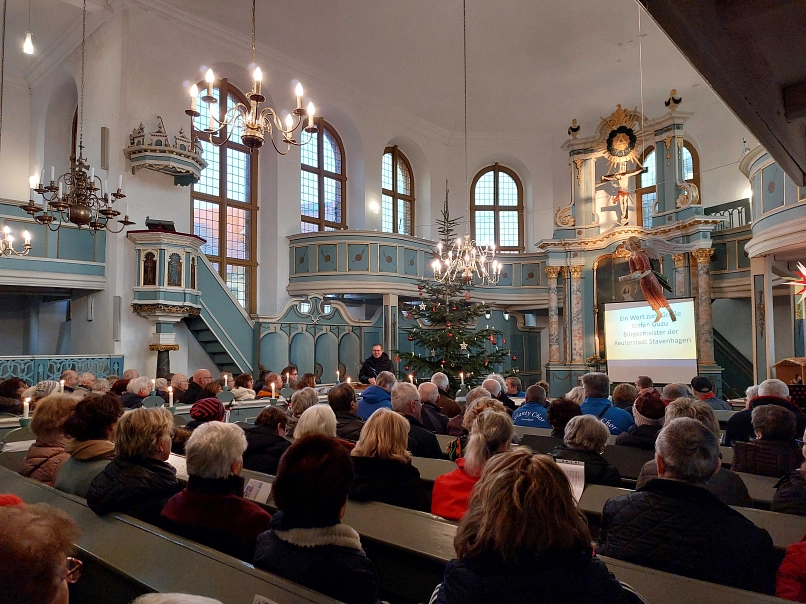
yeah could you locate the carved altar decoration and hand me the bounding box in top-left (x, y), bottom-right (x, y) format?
top-left (123, 117), bottom-right (207, 186)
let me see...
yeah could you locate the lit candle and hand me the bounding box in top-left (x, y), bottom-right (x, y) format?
top-left (189, 83), bottom-right (198, 111)
top-left (286, 372), bottom-right (290, 387)
top-left (306, 102), bottom-right (315, 129)
top-left (271, 383), bottom-right (275, 398)
top-left (168, 386), bottom-right (174, 407)
top-left (409, 374), bottom-right (413, 383)
top-left (23, 398), bottom-right (30, 419)
top-left (59, 380), bottom-right (65, 393)
top-left (346, 377), bottom-right (351, 384)
top-left (151, 378), bottom-right (156, 394)
top-left (205, 68), bottom-right (215, 97)
top-left (295, 82), bottom-right (304, 110)
top-left (460, 372), bottom-right (465, 386)
top-left (23, 231), bottom-right (30, 245)
top-left (336, 370), bottom-right (340, 383)
top-left (253, 67), bottom-right (262, 96)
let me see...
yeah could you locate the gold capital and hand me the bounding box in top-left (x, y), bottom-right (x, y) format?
top-left (545, 266), bottom-right (561, 279)
top-left (691, 248), bottom-right (714, 265)
top-left (672, 253), bottom-right (687, 268)
top-left (148, 344), bottom-right (180, 352)
top-left (569, 265), bottom-right (584, 278)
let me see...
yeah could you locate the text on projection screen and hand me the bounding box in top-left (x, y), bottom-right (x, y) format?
top-left (603, 299), bottom-right (698, 383)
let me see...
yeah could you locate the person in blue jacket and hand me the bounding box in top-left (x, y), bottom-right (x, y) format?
top-left (357, 371), bottom-right (395, 420)
top-left (579, 372), bottom-right (635, 435)
top-left (512, 384), bottom-right (552, 429)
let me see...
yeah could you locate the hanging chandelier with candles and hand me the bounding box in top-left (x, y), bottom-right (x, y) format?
top-left (431, 1), bottom-right (500, 288)
top-left (0, 225), bottom-right (31, 256)
top-left (20, 0), bottom-right (133, 234)
top-left (186, 0), bottom-right (317, 153)
top-left (432, 236), bottom-right (501, 285)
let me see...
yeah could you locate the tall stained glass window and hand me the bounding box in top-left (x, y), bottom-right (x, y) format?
top-left (470, 163), bottom-right (524, 252)
top-left (301, 119), bottom-right (346, 232)
top-left (381, 146), bottom-right (415, 235)
top-left (190, 78), bottom-right (257, 312)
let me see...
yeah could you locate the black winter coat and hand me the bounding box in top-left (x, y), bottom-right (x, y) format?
top-left (405, 415), bottom-right (446, 460)
top-left (178, 381), bottom-right (206, 406)
top-left (433, 546), bottom-right (625, 604)
top-left (358, 353), bottom-right (394, 384)
top-left (725, 396), bottom-right (806, 445)
top-left (254, 512), bottom-right (381, 604)
top-left (773, 469), bottom-right (806, 516)
top-left (87, 457), bottom-right (182, 525)
top-left (636, 460), bottom-right (752, 507)
top-left (243, 425), bottom-right (292, 476)
top-left (614, 424), bottom-right (662, 450)
top-left (120, 392), bottom-right (145, 409)
top-left (420, 401), bottom-right (449, 435)
top-left (597, 478), bottom-right (781, 594)
top-left (335, 410), bottom-right (365, 442)
top-left (551, 446), bottom-right (622, 487)
top-left (349, 456), bottom-right (430, 511)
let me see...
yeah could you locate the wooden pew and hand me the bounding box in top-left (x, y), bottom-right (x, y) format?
top-left (602, 445), bottom-right (656, 480)
top-left (736, 472), bottom-right (779, 509)
top-left (0, 467), bottom-right (339, 604)
top-left (435, 434), bottom-right (453, 451)
top-left (714, 409), bottom-right (737, 429)
top-left (519, 434), bottom-right (563, 454)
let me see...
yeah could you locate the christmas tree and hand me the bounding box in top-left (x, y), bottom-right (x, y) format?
top-left (396, 187), bottom-right (509, 394)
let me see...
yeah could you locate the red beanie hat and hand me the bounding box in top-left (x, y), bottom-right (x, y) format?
top-left (190, 397), bottom-right (226, 423)
top-left (0, 494), bottom-right (24, 507)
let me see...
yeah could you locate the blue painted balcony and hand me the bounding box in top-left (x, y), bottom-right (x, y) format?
top-left (0, 201), bottom-right (106, 290)
top-left (287, 231), bottom-right (549, 305)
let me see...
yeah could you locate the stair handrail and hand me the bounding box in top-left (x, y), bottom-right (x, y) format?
top-left (196, 255), bottom-right (255, 327)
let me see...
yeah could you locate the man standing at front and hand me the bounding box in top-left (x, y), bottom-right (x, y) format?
top-left (579, 372), bottom-right (634, 435)
top-left (359, 344), bottom-right (394, 385)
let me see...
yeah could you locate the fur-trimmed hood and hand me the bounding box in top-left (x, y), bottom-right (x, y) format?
top-left (275, 523), bottom-right (362, 550)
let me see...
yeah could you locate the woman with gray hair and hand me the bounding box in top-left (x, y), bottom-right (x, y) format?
top-left (122, 376), bottom-right (151, 409)
top-left (287, 387), bottom-right (319, 437)
top-left (551, 415), bottom-right (621, 486)
top-left (732, 405), bottom-right (802, 478)
top-left (161, 422), bottom-right (272, 561)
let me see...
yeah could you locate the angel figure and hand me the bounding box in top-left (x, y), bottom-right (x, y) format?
top-left (619, 236), bottom-right (676, 322)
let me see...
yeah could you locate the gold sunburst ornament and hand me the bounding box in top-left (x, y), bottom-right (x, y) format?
top-left (597, 104), bottom-right (643, 170)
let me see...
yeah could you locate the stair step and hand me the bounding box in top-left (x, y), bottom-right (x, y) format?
top-left (196, 330), bottom-right (218, 343)
top-left (204, 343), bottom-right (228, 354)
top-left (184, 317), bottom-right (206, 331)
top-left (211, 353), bottom-right (234, 364)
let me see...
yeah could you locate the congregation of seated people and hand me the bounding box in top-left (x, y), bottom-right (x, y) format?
top-left (9, 366), bottom-right (806, 603)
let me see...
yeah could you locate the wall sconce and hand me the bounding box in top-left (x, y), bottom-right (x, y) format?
top-left (369, 200), bottom-right (379, 215)
top-left (484, 309), bottom-right (492, 320)
top-left (503, 310), bottom-right (510, 321)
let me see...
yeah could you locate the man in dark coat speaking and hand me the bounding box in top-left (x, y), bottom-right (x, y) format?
top-left (359, 344), bottom-right (394, 384)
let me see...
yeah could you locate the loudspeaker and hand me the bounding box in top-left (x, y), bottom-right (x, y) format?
top-left (112, 296), bottom-right (121, 341)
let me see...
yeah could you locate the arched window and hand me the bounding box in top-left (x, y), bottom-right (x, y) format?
top-left (301, 119), bottom-right (346, 232)
top-left (636, 142), bottom-right (700, 228)
top-left (382, 146), bottom-right (414, 235)
top-left (470, 163), bottom-right (524, 252)
top-left (190, 78), bottom-right (258, 313)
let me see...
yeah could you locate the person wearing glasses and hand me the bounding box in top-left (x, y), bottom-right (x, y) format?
top-left (171, 373), bottom-right (190, 397)
top-left (179, 369), bottom-right (213, 406)
top-left (0, 500), bottom-right (83, 604)
top-left (358, 344), bottom-right (394, 385)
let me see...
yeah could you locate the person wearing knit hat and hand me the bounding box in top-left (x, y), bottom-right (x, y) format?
top-left (615, 391), bottom-right (666, 450)
top-left (0, 494), bottom-right (23, 507)
top-left (186, 398), bottom-right (226, 430)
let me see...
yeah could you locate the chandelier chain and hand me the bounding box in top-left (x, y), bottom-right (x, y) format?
top-left (251, 0), bottom-right (256, 66)
top-left (0, 0), bottom-right (6, 158)
top-left (80, 0), bottom-right (86, 144)
top-left (462, 0), bottom-right (467, 234)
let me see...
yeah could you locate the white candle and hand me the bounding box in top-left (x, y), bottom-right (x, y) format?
top-left (59, 380), bottom-right (64, 393)
top-left (50, 165), bottom-right (55, 181)
top-left (271, 383), bottom-right (275, 398)
top-left (168, 386), bottom-right (174, 407)
top-left (23, 398), bottom-right (30, 419)
top-left (346, 377), bottom-right (351, 384)
top-left (40, 168), bottom-right (44, 185)
top-left (89, 167), bottom-right (94, 181)
top-left (460, 372), bottom-right (465, 386)
top-left (124, 200), bottom-right (129, 217)
top-left (286, 372), bottom-right (290, 387)
top-left (151, 378), bottom-right (156, 393)
top-left (336, 370), bottom-right (340, 383)
top-left (118, 174), bottom-right (123, 190)
top-left (409, 374), bottom-right (413, 383)
top-left (58, 182), bottom-right (63, 197)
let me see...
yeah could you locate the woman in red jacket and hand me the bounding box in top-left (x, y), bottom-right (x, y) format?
top-left (778, 533), bottom-right (806, 601)
top-left (432, 409), bottom-right (513, 520)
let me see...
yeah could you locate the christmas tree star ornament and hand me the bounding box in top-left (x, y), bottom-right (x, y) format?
top-left (460, 341), bottom-right (468, 350)
top-left (787, 262), bottom-right (806, 304)
top-left (418, 302), bottom-right (426, 310)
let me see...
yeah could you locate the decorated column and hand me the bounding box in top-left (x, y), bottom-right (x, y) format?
top-left (692, 248), bottom-right (715, 365)
top-left (569, 265), bottom-right (585, 364)
top-left (672, 253), bottom-right (688, 298)
top-left (545, 266), bottom-right (561, 362)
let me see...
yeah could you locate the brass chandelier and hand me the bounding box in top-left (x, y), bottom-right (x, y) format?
top-left (186, 0), bottom-right (317, 153)
top-left (20, 0), bottom-right (133, 234)
top-left (432, 236), bottom-right (501, 285)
